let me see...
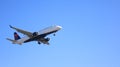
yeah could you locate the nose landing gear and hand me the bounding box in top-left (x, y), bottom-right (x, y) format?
top-left (53, 34), bottom-right (56, 36)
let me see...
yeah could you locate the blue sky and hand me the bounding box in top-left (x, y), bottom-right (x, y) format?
top-left (0, 0), bottom-right (120, 67)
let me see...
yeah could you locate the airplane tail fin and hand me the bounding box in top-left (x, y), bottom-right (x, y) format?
top-left (14, 32), bottom-right (21, 40)
top-left (6, 32), bottom-right (22, 45)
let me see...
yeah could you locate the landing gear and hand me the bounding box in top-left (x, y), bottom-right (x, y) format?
top-left (46, 43), bottom-right (50, 45)
top-left (38, 41), bottom-right (41, 44)
top-left (45, 37), bottom-right (50, 41)
top-left (53, 33), bottom-right (56, 36)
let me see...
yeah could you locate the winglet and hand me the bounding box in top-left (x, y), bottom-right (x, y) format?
top-left (9, 25), bottom-right (13, 28)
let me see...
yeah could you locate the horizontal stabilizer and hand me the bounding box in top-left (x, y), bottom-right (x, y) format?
top-left (6, 38), bottom-right (16, 43)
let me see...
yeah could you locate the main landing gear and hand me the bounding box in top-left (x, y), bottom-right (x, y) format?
top-left (38, 41), bottom-right (41, 44)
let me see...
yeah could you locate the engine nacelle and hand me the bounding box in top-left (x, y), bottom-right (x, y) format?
top-left (45, 38), bottom-right (50, 41)
top-left (32, 32), bottom-right (38, 36)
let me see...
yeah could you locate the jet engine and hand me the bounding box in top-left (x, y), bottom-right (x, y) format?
top-left (45, 38), bottom-right (50, 41)
top-left (32, 32), bottom-right (38, 36)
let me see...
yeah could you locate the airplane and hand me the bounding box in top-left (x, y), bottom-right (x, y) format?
top-left (6, 25), bottom-right (62, 45)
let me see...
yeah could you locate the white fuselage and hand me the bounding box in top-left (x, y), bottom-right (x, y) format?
top-left (14, 25), bottom-right (62, 44)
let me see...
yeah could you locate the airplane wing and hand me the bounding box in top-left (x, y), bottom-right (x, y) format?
top-left (24, 29), bottom-right (57, 43)
top-left (24, 34), bottom-right (50, 45)
top-left (9, 25), bottom-right (33, 37)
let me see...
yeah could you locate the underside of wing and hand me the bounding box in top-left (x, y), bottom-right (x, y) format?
top-left (24, 35), bottom-right (50, 45)
top-left (9, 25), bottom-right (33, 37)
top-left (24, 29), bottom-right (58, 43)
top-left (24, 34), bottom-right (46, 43)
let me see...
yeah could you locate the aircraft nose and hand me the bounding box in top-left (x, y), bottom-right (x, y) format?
top-left (57, 26), bottom-right (62, 29)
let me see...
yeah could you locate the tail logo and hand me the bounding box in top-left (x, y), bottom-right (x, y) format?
top-left (14, 32), bottom-right (21, 40)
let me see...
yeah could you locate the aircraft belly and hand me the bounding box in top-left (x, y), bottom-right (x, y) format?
top-left (17, 36), bottom-right (30, 43)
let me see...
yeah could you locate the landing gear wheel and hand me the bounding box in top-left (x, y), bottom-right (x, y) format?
top-left (53, 34), bottom-right (56, 36)
top-left (46, 37), bottom-right (50, 41)
top-left (38, 42), bottom-right (41, 44)
top-left (47, 43), bottom-right (50, 45)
